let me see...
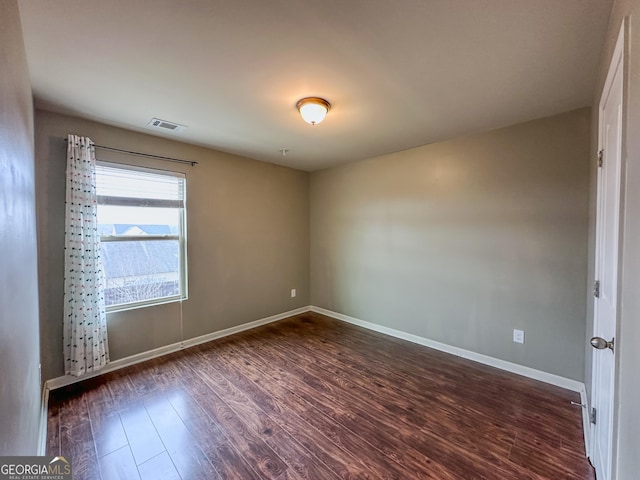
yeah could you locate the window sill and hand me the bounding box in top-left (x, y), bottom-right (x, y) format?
top-left (106, 295), bottom-right (187, 314)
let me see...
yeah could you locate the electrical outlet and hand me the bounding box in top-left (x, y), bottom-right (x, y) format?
top-left (513, 329), bottom-right (525, 344)
top-left (291, 288), bottom-right (296, 298)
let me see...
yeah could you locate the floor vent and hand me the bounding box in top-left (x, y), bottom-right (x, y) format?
top-left (147, 118), bottom-right (187, 133)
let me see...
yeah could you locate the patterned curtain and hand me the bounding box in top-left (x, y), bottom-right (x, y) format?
top-left (63, 134), bottom-right (109, 376)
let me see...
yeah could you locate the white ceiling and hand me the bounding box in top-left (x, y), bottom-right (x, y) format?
top-left (18, 0), bottom-right (612, 171)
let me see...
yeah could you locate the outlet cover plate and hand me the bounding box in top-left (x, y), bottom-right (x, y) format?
top-left (513, 329), bottom-right (525, 344)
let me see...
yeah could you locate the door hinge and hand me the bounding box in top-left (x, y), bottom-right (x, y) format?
top-left (598, 150), bottom-right (604, 168)
top-left (591, 407), bottom-right (597, 425)
top-left (593, 280), bottom-right (600, 298)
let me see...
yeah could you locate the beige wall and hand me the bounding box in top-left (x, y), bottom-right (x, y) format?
top-left (0, 0), bottom-right (41, 455)
top-left (36, 110), bottom-right (310, 381)
top-left (310, 108), bottom-right (591, 380)
top-left (588, 1), bottom-right (640, 478)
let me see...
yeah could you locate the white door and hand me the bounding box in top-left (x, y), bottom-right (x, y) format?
top-left (591, 24), bottom-right (624, 480)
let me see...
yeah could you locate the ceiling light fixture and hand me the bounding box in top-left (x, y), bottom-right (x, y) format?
top-left (296, 97), bottom-right (331, 125)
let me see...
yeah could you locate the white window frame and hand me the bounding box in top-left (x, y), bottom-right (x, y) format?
top-left (97, 161), bottom-right (188, 312)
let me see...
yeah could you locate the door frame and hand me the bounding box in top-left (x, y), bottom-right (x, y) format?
top-left (590, 21), bottom-right (625, 480)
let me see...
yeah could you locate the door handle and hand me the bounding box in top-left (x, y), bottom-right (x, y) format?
top-left (590, 336), bottom-right (614, 352)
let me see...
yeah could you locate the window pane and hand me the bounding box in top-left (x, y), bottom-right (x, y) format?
top-left (98, 205), bottom-right (180, 236)
top-left (101, 240), bottom-right (180, 307)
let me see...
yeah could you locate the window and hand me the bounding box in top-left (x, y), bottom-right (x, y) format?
top-left (96, 163), bottom-right (187, 310)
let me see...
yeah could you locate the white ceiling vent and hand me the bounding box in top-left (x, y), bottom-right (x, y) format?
top-left (147, 118), bottom-right (187, 133)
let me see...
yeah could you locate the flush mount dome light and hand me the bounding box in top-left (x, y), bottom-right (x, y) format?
top-left (296, 97), bottom-right (331, 125)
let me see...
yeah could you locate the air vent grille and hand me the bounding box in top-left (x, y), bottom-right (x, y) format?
top-left (147, 118), bottom-right (187, 133)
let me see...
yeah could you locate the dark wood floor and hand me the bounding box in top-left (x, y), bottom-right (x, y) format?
top-left (47, 312), bottom-right (594, 480)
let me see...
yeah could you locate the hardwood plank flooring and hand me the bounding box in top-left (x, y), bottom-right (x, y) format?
top-left (47, 312), bottom-right (595, 479)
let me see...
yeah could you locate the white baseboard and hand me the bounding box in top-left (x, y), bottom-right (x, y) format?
top-left (46, 305), bottom-right (311, 391)
top-left (310, 306), bottom-right (585, 393)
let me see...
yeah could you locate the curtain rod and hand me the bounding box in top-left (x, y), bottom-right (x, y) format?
top-left (64, 139), bottom-right (198, 166)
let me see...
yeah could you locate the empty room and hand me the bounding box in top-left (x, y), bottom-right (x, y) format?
top-left (2, 0), bottom-right (640, 479)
